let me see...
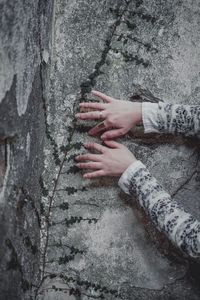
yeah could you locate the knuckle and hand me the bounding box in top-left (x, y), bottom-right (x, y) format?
top-left (119, 129), bottom-right (125, 135)
top-left (87, 142), bottom-right (94, 148)
top-left (106, 118), bottom-right (113, 126)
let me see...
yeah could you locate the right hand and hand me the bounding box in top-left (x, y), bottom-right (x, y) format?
top-left (75, 90), bottom-right (142, 140)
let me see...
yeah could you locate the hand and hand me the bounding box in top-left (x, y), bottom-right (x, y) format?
top-left (75, 90), bottom-right (142, 140)
top-left (75, 140), bottom-right (137, 179)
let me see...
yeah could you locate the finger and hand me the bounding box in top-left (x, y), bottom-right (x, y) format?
top-left (83, 170), bottom-right (106, 179)
top-left (76, 162), bottom-right (102, 169)
top-left (103, 140), bottom-right (122, 149)
top-left (79, 102), bottom-right (106, 110)
top-left (88, 122), bottom-right (108, 135)
top-left (75, 153), bottom-right (101, 162)
top-left (75, 111), bottom-right (106, 120)
top-left (91, 90), bottom-right (114, 103)
top-left (101, 128), bottom-right (126, 140)
top-left (84, 142), bottom-right (106, 154)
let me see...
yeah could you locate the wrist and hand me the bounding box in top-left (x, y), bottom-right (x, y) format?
top-left (122, 157), bottom-right (137, 174)
top-left (142, 102), bottom-right (159, 133)
top-left (118, 160), bottom-right (145, 194)
top-left (133, 102), bottom-right (142, 125)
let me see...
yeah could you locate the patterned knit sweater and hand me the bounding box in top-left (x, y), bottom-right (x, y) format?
top-left (118, 102), bottom-right (200, 258)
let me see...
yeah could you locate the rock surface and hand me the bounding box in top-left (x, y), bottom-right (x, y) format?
top-left (1, 0), bottom-right (200, 300)
top-left (0, 0), bottom-right (53, 299)
top-left (38, 0), bottom-right (200, 299)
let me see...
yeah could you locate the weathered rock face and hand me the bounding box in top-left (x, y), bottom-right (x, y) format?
top-left (1, 0), bottom-right (200, 300)
top-left (0, 0), bottom-right (53, 299)
top-left (37, 0), bottom-right (200, 299)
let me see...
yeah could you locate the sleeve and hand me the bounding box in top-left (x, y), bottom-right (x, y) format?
top-left (142, 101), bottom-right (200, 137)
top-left (118, 161), bottom-right (200, 258)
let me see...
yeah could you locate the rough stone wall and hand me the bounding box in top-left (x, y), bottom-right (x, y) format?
top-left (0, 1), bottom-right (53, 299)
top-left (1, 1), bottom-right (200, 300)
top-left (37, 0), bottom-right (200, 300)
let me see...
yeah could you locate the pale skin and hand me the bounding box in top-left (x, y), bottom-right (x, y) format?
top-left (75, 90), bottom-right (142, 179)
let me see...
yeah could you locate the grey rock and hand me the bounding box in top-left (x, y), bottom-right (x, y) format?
top-left (1, 0), bottom-right (200, 300)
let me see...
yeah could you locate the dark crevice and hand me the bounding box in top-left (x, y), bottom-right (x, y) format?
top-left (129, 86), bottom-right (163, 103)
top-left (0, 138), bottom-right (8, 190)
top-left (171, 155), bottom-right (199, 198)
top-left (5, 239), bottom-right (31, 292)
top-left (16, 186), bottom-right (41, 229)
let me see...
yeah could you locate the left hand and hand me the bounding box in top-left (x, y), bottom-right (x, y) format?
top-left (75, 140), bottom-right (137, 179)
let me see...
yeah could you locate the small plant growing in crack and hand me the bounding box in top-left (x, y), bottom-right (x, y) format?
top-left (50, 216), bottom-right (98, 227)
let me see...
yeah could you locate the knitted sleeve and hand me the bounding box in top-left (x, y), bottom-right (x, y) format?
top-left (118, 101), bottom-right (200, 257)
top-left (118, 161), bottom-right (200, 258)
top-left (142, 101), bottom-right (200, 137)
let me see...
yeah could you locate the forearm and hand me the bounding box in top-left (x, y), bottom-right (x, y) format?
top-left (142, 101), bottom-right (200, 136)
top-left (118, 161), bottom-right (200, 258)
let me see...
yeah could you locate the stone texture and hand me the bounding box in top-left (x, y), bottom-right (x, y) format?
top-left (0, 0), bottom-right (53, 299)
top-left (37, 0), bottom-right (200, 300)
top-left (1, 0), bottom-right (200, 300)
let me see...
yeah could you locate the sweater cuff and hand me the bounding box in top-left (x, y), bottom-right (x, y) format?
top-left (118, 160), bottom-right (146, 195)
top-left (142, 102), bottom-right (159, 133)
